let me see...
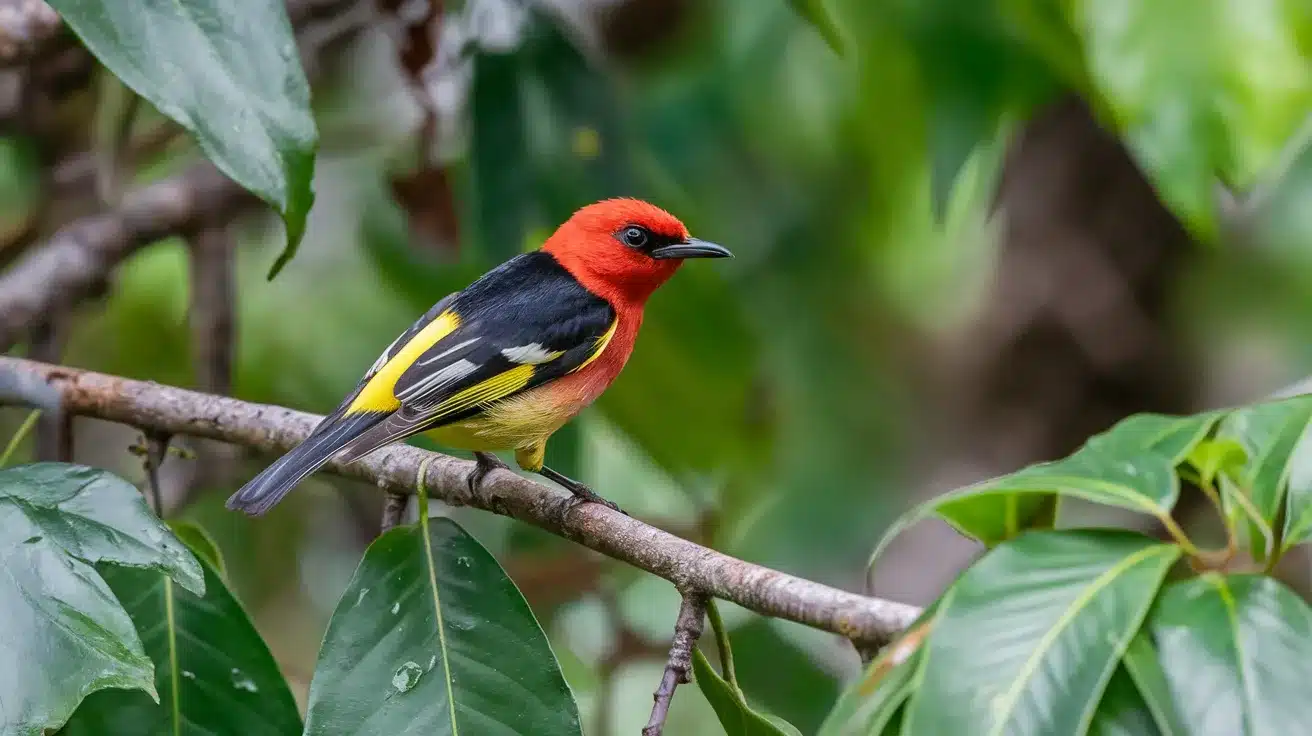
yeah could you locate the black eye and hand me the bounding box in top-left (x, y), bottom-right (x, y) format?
top-left (620, 226), bottom-right (649, 248)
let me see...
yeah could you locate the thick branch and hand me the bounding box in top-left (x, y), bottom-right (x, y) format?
top-left (0, 356), bottom-right (923, 646)
top-left (643, 592), bottom-right (707, 736)
top-left (0, 163), bottom-right (253, 350)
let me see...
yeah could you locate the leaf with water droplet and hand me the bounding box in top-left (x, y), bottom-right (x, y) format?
top-left (393, 662), bottom-right (424, 693)
top-left (62, 520), bottom-right (300, 734)
top-left (303, 516), bottom-right (581, 734)
top-left (0, 462), bottom-right (208, 734)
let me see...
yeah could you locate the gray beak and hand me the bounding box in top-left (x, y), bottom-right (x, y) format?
top-left (649, 238), bottom-right (734, 260)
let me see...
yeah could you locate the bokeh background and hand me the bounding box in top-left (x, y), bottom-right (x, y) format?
top-left (5, 0), bottom-right (1312, 732)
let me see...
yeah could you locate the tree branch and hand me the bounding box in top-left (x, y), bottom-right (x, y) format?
top-left (643, 592), bottom-right (707, 736)
top-left (0, 163), bottom-right (254, 351)
top-left (0, 356), bottom-right (923, 647)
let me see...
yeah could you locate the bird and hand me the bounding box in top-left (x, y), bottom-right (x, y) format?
top-left (224, 198), bottom-right (732, 517)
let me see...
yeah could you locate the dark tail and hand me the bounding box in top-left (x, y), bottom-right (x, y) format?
top-left (225, 413), bottom-right (385, 516)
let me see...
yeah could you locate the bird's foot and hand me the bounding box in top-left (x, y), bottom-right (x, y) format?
top-left (468, 451), bottom-right (509, 501)
top-left (538, 465), bottom-right (627, 516)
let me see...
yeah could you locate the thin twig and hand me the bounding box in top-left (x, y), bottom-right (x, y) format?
top-left (141, 431), bottom-right (171, 517)
top-left (0, 163), bottom-right (254, 351)
top-left (643, 592), bottom-right (708, 736)
top-left (0, 356), bottom-right (924, 646)
top-left (380, 491), bottom-right (408, 533)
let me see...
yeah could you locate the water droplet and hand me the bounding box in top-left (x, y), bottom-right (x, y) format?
top-left (391, 602), bottom-right (400, 615)
top-left (393, 661), bottom-right (424, 693)
top-left (230, 668), bottom-right (258, 693)
top-left (456, 556), bottom-right (471, 568)
top-left (356, 587), bottom-right (370, 606)
top-left (22, 536), bottom-right (41, 544)
top-left (182, 670), bottom-right (196, 680)
top-left (146, 527), bottom-right (164, 544)
top-left (428, 655), bottom-right (437, 671)
top-left (1124, 464), bottom-right (1139, 476)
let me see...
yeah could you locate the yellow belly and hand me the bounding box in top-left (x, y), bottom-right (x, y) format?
top-left (421, 383), bottom-right (580, 454)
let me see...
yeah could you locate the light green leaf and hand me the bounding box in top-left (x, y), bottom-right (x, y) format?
top-left (46, 0), bottom-right (318, 279)
top-left (60, 521), bottom-right (301, 735)
top-left (869, 412), bottom-right (1218, 568)
top-left (785, 0), bottom-right (845, 54)
top-left (693, 648), bottom-right (802, 736)
top-left (816, 624), bottom-right (925, 736)
top-left (900, 529), bottom-right (1181, 736)
top-left (302, 513), bottom-right (581, 734)
top-left (166, 520), bottom-right (225, 577)
top-left (1150, 574), bottom-right (1312, 736)
top-left (0, 462), bottom-right (204, 734)
top-left (1072, 0), bottom-right (1312, 238)
top-left (1214, 395), bottom-right (1312, 556)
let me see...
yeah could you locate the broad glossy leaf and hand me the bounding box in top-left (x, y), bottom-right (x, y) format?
top-left (61, 521), bottom-right (301, 735)
top-left (901, 530), bottom-right (1180, 735)
top-left (302, 514), bottom-right (581, 735)
top-left (166, 520), bottom-right (226, 577)
top-left (46, 0), bottom-right (318, 279)
top-left (1214, 396), bottom-right (1312, 556)
top-left (1150, 574), bottom-right (1312, 736)
top-left (693, 648), bottom-right (801, 736)
top-left (1071, 0), bottom-right (1312, 237)
top-left (0, 463), bottom-right (203, 734)
top-left (870, 413), bottom-right (1217, 566)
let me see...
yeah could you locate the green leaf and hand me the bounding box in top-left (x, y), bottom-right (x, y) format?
top-left (166, 520), bottom-right (225, 577)
top-left (1121, 633), bottom-right (1187, 736)
top-left (869, 412), bottom-right (1218, 567)
top-left (46, 0), bottom-right (318, 279)
top-left (1087, 666), bottom-right (1162, 736)
top-left (60, 521), bottom-right (301, 735)
top-left (1150, 574), bottom-right (1312, 736)
top-left (900, 529), bottom-right (1181, 735)
top-left (816, 627), bottom-right (924, 736)
top-left (785, 0), bottom-right (845, 54)
top-left (0, 462), bottom-right (204, 734)
top-left (1214, 396), bottom-right (1312, 556)
top-left (1071, 0), bottom-right (1312, 238)
top-left (693, 648), bottom-right (801, 736)
top-left (302, 514), bottom-right (581, 734)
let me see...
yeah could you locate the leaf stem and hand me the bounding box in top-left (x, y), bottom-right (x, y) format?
top-left (1158, 513), bottom-right (1201, 558)
top-left (705, 599), bottom-right (742, 697)
top-left (0, 409), bottom-right (41, 467)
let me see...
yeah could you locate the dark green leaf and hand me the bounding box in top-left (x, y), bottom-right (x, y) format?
top-left (61, 521), bottom-right (301, 735)
top-left (0, 463), bottom-right (204, 734)
top-left (302, 514), bottom-right (581, 734)
top-left (693, 648), bottom-right (801, 736)
top-left (901, 529), bottom-right (1181, 735)
top-left (1214, 396), bottom-right (1312, 556)
top-left (46, 0), bottom-right (318, 279)
top-left (1088, 667), bottom-right (1162, 736)
top-left (1121, 633), bottom-right (1187, 736)
top-left (1070, 0), bottom-right (1312, 238)
top-left (1150, 574), bottom-right (1312, 736)
top-left (166, 520), bottom-right (225, 577)
top-left (870, 413), bottom-right (1218, 566)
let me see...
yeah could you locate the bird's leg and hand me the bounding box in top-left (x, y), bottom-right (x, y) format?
top-left (468, 451), bottom-right (509, 500)
top-left (537, 465), bottom-right (626, 515)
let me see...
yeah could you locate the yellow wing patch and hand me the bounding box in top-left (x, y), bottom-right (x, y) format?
top-left (347, 310), bottom-right (461, 414)
top-left (424, 363), bottom-right (535, 420)
top-left (572, 318), bottom-right (618, 374)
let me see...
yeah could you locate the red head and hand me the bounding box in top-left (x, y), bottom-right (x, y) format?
top-left (542, 198), bottom-right (732, 306)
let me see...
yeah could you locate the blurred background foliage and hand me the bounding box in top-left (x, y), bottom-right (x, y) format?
top-left (5, 0), bottom-right (1312, 731)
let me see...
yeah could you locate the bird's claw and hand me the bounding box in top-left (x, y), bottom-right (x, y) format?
top-left (468, 451), bottom-right (509, 500)
top-left (566, 483), bottom-right (627, 516)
